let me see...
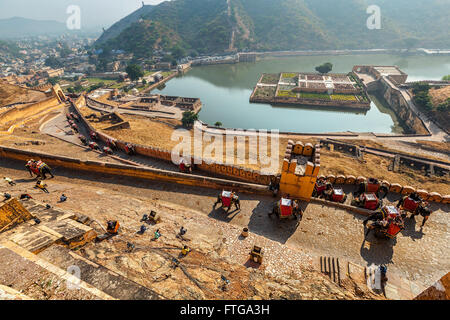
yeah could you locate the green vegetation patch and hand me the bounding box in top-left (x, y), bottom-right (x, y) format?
top-left (281, 73), bottom-right (298, 78)
top-left (86, 78), bottom-right (116, 85)
top-left (331, 94), bottom-right (357, 101)
top-left (300, 92), bottom-right (331, 100)
top-left (277, 90), bottom-right (297, 98)
top-left (254, 86), bottom-right (276, 98)
top-left (260, 73), bottom-right (280, 84)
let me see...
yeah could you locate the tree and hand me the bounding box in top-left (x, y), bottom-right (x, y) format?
top-left (74, 84), bottom-right (84, 92)
top-left (214, 121), bottom-right (222, 127)
top-left (181, 111), bottom-right (198, 128)
top-left (315, 62), bottom-right (333, 74)
top-left (171, 45), bottom-right (187, 59)
top-left (48, 77), bottom-right (59, 85)
top-left (442, 75), bottom-right (450, 81)
top-left (59, 44), bottom-right (71, 58)
top-left (162, 54), bottom-right (174, 63)
top-left (126, 64), bottom-right (144, 82)
top-left (412, 82), bottom-right (430, 95)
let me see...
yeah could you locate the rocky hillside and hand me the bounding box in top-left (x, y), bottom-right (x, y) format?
top-left (95, 0), bottom-right (450, 56)
top-left (95, 5), bottom-right (156, 45)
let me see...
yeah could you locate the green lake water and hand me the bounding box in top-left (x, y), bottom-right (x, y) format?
top-left (153, 54), bottom-right (450, 133)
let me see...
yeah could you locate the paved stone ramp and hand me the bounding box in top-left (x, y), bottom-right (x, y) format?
top-left (38, 244), bottom-right (161, 300)
top-left (0, 241), bottom-right (114, 300)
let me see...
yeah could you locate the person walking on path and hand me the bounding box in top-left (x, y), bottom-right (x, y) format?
top-left (3, 177), bottom-right (15, 186)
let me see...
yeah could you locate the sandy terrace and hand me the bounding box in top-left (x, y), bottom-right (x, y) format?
top-left (0, 83), bottom-right (47, 108)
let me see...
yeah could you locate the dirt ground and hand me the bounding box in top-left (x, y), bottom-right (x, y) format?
top-left (428, 86), bottom-right (450, 132)
top-left (429, 86), bottom-right (450, 106)
top-left (41, 107), bottom-right (450, 194)
top-left (83, 110), bottom-right (315, 173)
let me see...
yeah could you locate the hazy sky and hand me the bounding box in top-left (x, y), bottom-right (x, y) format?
top-left (0, 0), bottom-right (168, 28)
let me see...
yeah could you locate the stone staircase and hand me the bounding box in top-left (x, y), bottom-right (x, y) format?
top-left (318, 256), bottom-right (367, 288)
top-left (0, 198), bottom-right (161, 300)
top-left (0, 241), bottom-right (114, 300)
top-left (6, 199), bottom-right (96, 253)
top-left (38, 244), bottom-right (160, 300)
top-left (317, 255), bottom-right (426, 300)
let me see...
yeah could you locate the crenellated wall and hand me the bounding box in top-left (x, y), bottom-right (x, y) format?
top-left (279, 140), bottom-right (321, 201)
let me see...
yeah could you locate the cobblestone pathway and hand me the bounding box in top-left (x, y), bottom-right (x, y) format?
top-left (0, 159), bottom-right (448, 292)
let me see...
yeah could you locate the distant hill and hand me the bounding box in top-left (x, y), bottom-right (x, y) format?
top-left (0, 17), bottom-right (102, 39)
top-left (0, 17), bottom-right (67, 39)
top-left (96, 0), bottom-right (450, 57)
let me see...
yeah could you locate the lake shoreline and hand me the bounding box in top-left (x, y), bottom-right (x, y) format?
top-left (153, 54), bottom-right (449, 133)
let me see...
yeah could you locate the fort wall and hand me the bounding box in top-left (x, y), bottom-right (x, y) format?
top-left (71, 97), bottom-right (275, 186)
top-left (0, 96), bottom-right (61, 127)
top-left (0, 145), bottom-right (270, 195)
top-left (378, 77), bottom-right (429, 134)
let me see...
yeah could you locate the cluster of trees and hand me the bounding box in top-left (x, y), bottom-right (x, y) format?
top-left (126, 64), bottom-right (144, 82)
top-left (66, 84), bottom-right (84, 94)
top-left (58, 44), bottom-right (71, 58)
top-left (0, 40), bottom-right (23, 59)
top-left (412, 82), bottom-right (432, 110)
top-left (181, 111), bottom-right (198, 128)
top-left (66, 82), bottom-right (105, 94)
top-left (437, 98), bottom-right (449, 112)
top-left (315, 62), bottom-right (333, 74)
top-left (411, 82), bottom-right (448, 114)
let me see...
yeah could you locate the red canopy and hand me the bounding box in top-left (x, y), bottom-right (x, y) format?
top-left (280, 198), bottom-right (292, 216)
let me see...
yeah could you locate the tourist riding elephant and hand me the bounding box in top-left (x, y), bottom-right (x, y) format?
top-left (214, 191), bottom-right (241, 212)
top-left (354, 178), bottom-right (388, 199)
top-left (26, 160), bottom-right (54, 179)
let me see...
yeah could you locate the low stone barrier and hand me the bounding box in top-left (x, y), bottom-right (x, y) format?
top-left (0, 145), bottom-right (270, 195)
top-left (324, 174), bottom-right (448, 203)
top-left (311, 197), bottom-right (374, 216)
